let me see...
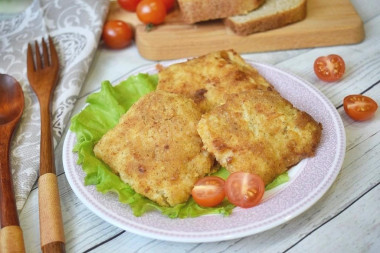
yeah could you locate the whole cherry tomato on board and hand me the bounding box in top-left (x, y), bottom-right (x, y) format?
top-left (225, 172), bottom-right (265, 208)
top-left (102, 20), bottom-right (133, 49)
top-left (137, 0), bottom-right (167, 25)
top-left (314, 54), bottom-right (345, 82)
top-left (117, 0), bottom-right (142, 12)
top-left (343, 95), bottom-right (378, 121)
top-left (192, 176), bottom-right (225, 207)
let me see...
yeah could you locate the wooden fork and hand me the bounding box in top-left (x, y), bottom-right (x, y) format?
top-left (27, 36), bottom-right (65, 253)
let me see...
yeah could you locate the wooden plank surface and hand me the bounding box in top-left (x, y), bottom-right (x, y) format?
top-left (107, 0), bottom-right (365, 60)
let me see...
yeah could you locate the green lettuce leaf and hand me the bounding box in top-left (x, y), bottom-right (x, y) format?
top-left (265, 172), bottom-right (289, 190)
top-left (70, 73), bottom-right (235, 218)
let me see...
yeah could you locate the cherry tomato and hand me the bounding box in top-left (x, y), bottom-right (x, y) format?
top-left (102, 20), bottom-right (133, 49)
top-left (192, 176), bottom-right (225, 207)
top-left (161, 0), bottom-right (175, 12)
top-left (343, 95), bottom-right (378, 121)
top-left (118, 0), bottom-right (141, 12)
top-left (225, 172), bottom-right (265, 208)
top-left (314, 54), bottom-right (345, 82)
top-left (137, 0), bottom-right (167, 25)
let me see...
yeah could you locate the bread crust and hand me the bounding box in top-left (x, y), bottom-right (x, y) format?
top-left (225, 0), bottom-right (307, 36)
top-left (179, 0), bottom-right (265, 24)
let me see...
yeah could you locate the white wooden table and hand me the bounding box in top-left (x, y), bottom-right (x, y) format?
top-left (20, 0), bottom-right (380, 252)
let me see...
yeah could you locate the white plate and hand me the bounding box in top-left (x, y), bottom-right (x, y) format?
top-left (62, 60), bottom-right (345, 243)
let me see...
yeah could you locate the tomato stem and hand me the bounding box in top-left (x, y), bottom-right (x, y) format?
top-left (145, 23), bottom-right (155, 32)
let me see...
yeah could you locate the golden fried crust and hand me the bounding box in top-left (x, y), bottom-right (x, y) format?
top-left (197, 90), bottom-right (322, 185)
top-left (157, 49), bottom-right (274, 113)
top-left (94, 91), bottom-right (214, 206)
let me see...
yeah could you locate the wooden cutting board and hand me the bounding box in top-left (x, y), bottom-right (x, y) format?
top-left (107, 0), bottom-right (364, 60)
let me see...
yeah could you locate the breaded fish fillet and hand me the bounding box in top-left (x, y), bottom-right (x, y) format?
top-left (197, 90), bottom-right (322, 185)
top-left (94, 91), bottom-right (214, 207)
top-left (157, 49), bottom-right (274, 113)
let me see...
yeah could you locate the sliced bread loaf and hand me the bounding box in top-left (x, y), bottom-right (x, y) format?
top-left (225, 0), bottom-right (307, 36)
top-left (178, 0), bottom-right (265, 24)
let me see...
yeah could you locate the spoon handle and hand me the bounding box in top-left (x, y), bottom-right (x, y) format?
top-left (0, 226), bottom-right (26, 253)
top-left (0, 125), bottom-right (26, 252)
top-left (0, 125), bottom-right (19, 227)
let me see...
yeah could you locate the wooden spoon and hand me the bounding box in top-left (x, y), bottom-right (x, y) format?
top-left (0, 74), bottom-right (26, 252)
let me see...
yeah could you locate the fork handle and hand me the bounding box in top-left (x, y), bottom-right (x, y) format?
top-left (0, 226), bottom-right (26, 253)
top-left (39, 100), bottom-right (55, 175)
top-left (38, 173), bottom-right (65, 253)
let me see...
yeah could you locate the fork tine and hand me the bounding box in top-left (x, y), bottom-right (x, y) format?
top-left (48, 36), bottom-right (58, 66)
top-left (27, 43), bottom-right (35, 72)
top-left (34, 40), bottom-right (42, 70)
top-left (41, 38), bottom-right (49, 67)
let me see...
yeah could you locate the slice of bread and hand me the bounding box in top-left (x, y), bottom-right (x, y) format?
top-left (178, 0), bottom-right (265, 24)
top-left (225, 0), bottom-right (307, 36)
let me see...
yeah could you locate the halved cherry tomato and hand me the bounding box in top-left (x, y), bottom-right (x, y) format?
top-left (343, 95), bottom-right (378, 121)
top-left (225, 172), bottom-right (265, 208)
top-left (314, 54), bottom-right (345, 82)
top-left (136, 0), bottom-right (167, 25)
top-left (118, 0), bottom-right (142, 12)
top-left (192, 176), bottom-right (225, 207)
top-left (102, 20), bottom-right (133, 49)
top-left (161, 0), bottom-right (175, 12)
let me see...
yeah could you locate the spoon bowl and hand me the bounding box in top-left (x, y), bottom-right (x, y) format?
top-left (0, 73), bottom-right (26, 252)
top-left (0, 74), bottom-right (24, 124)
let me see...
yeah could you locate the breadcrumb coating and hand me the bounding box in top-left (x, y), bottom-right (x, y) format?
top-left (94, 91), bottom-right (214, 206)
